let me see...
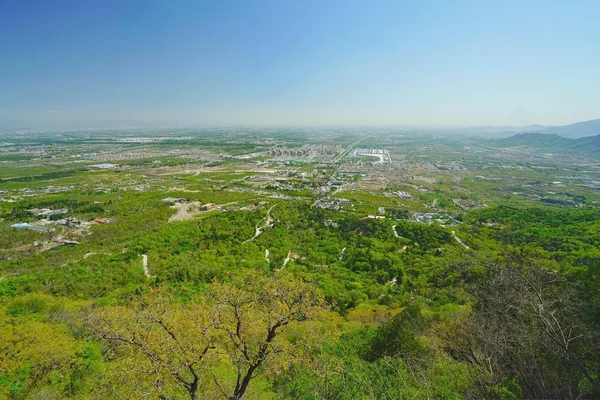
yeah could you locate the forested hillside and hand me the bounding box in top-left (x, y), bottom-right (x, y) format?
top-left (1, 130), bottom-right (599, 399)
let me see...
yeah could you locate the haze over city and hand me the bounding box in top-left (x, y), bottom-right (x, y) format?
top-left (1, 0), bottom-right (599, 129)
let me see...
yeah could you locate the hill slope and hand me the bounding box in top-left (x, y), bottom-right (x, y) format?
top-left (495, 133), bottom-right (572, 148)
top-left (542, 119), bottom-right (600, 138)
top-left (494, 132), bottom-right (599, 154)
top-left (572, 134), bottom-right (600, 152)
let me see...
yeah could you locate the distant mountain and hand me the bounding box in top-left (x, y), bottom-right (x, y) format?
top-left (495, 133), bottom-right (572, 148)
top-left (541, 119), bottom-right (600, 138)
top-left (448, 125), bottom-right (549, 136)
top-left (572, 134), bottom-right (600, 152)
top-left (448, 119), bottom-right (600, 139)
top-left (494, 132), bottom-right (600, 154)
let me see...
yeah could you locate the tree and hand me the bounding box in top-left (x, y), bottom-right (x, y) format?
top-left (86, 288), bottom-right (215, 399)
top-left (210, 273), bottom-right (327, 400)
top-left (364, 303), bottom-right (425, 362)
top-left (0, 295), bottom-right (96, 400)
top-left (437, 258), bottom-right (600, 398)
top-left (87, 271), bottom-right (327, 399)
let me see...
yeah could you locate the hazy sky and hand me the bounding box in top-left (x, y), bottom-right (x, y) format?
top-left (1, 0), bottom-right (599, 128)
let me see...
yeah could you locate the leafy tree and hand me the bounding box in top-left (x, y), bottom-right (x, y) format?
top-left (0, 295), bottom-right (94, 400)
top-left (210, 272), bottom-right (327, 399)
top-left (365, 304), bottom-right (426, 362)
top-left (87, 271), bottom-right (327, 399)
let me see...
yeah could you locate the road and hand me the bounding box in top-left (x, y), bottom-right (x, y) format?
top-left (334, 133), bottom-right (373, 162)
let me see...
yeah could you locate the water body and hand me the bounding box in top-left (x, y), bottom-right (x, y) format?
top-left (51, 243), bottom-right (77, 251)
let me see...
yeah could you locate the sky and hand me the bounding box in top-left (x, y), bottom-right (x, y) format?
top-left (1, 0), bottom-right (599, 128)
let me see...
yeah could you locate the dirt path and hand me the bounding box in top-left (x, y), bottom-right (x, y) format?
top-left (142, 254), bottom-right (153, 278)
top-left (451, 231), bottom-right (470, 250)
top-left (339, 247), bottom-right (347, 261)
top-left (281, 249), bottom-right (292, 269)
top-left (243, 204), bottom-right (276, 243)
top-left (84, 251), bottom-right (110, 259)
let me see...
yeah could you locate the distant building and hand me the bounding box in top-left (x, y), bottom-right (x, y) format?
top-left (199, 203), bottom-right (216, 211)
top-left (29, 208), bottom-right (68, 217)
top-left (90, 163), bottom-right (119, 169)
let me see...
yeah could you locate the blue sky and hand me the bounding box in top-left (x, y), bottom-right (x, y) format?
top-left (1, 0), bottom-right (599, 127)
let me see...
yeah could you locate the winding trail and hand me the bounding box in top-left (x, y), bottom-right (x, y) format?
top-left (339, 247), bottom-right (347, 261)
top-left (265, 249), bottom-right (270, 263)
top-left (451, 231), bottom-right (470, 250)
top-left (83, 251), bottom-right (109, 259)
top-left (243, 204), bottom-right (276, 243)
top-left (281, 249), bottom-right (293, 270)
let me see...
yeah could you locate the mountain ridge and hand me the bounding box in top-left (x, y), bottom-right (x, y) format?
top-left (494, 132), bottom-right (600, 153)
top-left (540, 119), bottom-right (600, 138)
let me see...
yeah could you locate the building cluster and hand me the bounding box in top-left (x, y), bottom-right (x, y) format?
top-left (28, 208), bottom-right (68, 217)
top-left (313, 198), bottom-right (353, 211)
top-left (91, 152), bottom-right (162, 162)
top-left (409, 212), bottom-right (459, 226)
top-left (452, 199), bottom-right (487, 209)
top-left (90, 163), bottom-right (120, 169)
top-left (11, 216), bottom-right (110, 236)
top-left (162, 197), bottom-right (216, 211)
top-left (350, 148), bottom-right (391, 164)
top-left (384, 191), bottom-right (413, 199)
top-left (355, 148), bottom-right (387, 155)
top-left (540, 197), bottom-right (580, 207)
top-left (268, 145), bottom-right (342, 157)
top-left (434, 162), bottom-right (466, 171)
top-left (115, 137), bottom-right (193, 143)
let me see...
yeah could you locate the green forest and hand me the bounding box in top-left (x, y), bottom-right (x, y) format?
top-left (1, 129), bottom-right (600, 399)
top-left (1, 191), bottom-right (599, 399)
